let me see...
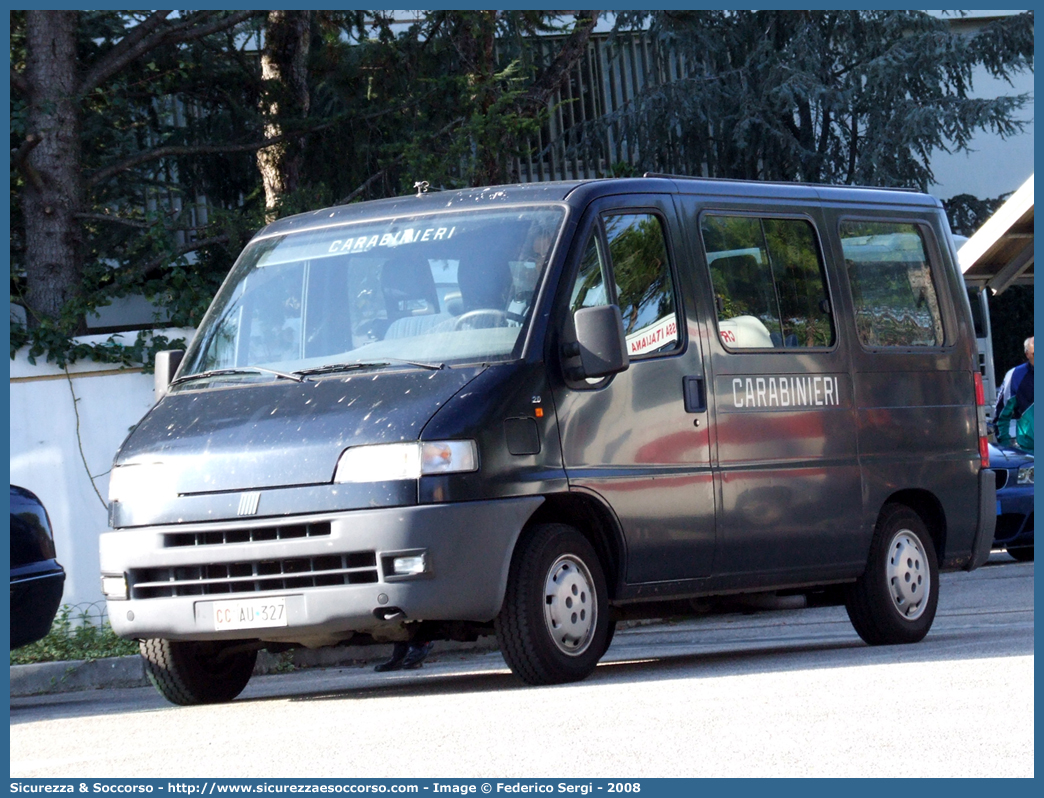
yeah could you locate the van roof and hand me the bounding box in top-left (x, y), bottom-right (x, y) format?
top-left (261, 176), bottom-right (941, 238)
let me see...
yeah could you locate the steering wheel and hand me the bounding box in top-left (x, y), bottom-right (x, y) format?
top-left (452, 309), bottom-right (525, 330)
top-left (352, 318), bottom-right (389, 341)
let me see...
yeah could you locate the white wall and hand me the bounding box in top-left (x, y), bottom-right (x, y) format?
top-left (9, 330), bottom-right (194, 608)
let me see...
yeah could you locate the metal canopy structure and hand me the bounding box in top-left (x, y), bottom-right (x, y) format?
top-left (959, 174), bottom-right (1034, 296)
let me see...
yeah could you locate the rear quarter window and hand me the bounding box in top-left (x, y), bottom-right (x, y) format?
top-left (840, 221), bottom-right (944, 348)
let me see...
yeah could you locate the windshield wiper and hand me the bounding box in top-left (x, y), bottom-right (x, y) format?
top-left (294, 358), bottom-right (445, 377)
top-left (171, 366), bottom-right (306, 386)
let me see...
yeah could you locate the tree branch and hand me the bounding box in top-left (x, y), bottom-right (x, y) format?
top-left (337, 116), bottom-right (466, 205)
top-left (77, 11), bottom-right (171, 96)
top-left (518, 12), bottom-right (600, 113)
top-left (12, 134), bottom-right (45, 191)
top-left (87, 113), bottom-right (357, 189)
top-left (75, 212), bottom-right (151, 229)
top-left (339, 167), bottom-right (394, 205)
top-left (846, 114), bottom-right (858, 184)
top-left (78, 10), bottom-right (260, 98)
top-left (88, 134), bottom-right (301, 189)
top-left (11, 66), bottom-right (29, 97)
top-left (13, 133), bottom-right (42, 170)
top-left (154, 10), bottom-right (262, 50)
top-left (125, 234), bottom-right (231, 282)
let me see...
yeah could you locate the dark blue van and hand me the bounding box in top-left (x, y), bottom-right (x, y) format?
top-left (100, 177), bottom-right (996, 704)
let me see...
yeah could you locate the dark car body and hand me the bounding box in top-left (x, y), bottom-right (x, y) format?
top-left (989, 443), bottom-right (1034, 558)
top-left (10, 486), bottom-right (65, 649)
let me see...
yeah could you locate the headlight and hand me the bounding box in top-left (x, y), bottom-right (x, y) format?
top-left (107, 463), bottom-right (176, 504)
top-left (1017, 464), bottom-right (1034, 485)
top-left (333, 441), bottom-right (478, 483)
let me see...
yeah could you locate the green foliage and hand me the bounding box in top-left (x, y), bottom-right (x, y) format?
top-left (10, 11), bottom-right (1033, 371)
top-left (943, 193), bottom-right (1011, 238)
top-left (300, 11), bottom-right (565, 200)
top-left (11, 11), bottom-right (591, 368)
top-left (12, 10), bottom-right (269, 368)
top-left (10, 605), bottom-right (139, 665)
top-left (601, 10), bottom-right (1033, 189)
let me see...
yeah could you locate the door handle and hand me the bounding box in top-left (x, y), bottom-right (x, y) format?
top-left (683, 376), bottom-right (706, 413)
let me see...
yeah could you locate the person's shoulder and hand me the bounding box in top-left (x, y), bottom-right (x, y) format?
top-left (1002, 362), bottom-right (1028, 380)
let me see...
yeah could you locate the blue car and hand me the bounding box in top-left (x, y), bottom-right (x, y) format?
top-left (989, 444), bottom-right (1034, 561)
top-left (10, 486), bottom-right (66, 649)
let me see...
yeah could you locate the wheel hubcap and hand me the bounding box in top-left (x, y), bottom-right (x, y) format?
top-left (543, 554), bottom-right (596, 656)
top-left (885, 529), bottom-right (929, 620)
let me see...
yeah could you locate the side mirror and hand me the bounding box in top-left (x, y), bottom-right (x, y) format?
top-left (567, 305), bottom-right (629, 380)
top-left (154, 350), bottom-right (185, 402)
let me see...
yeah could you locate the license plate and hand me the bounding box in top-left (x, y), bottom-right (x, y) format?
top-left (212, 597), bottom-right (287, 630)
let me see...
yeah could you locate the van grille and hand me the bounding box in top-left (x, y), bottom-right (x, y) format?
top-left (163, 521), bottom-right (331, 548)
top-left (128, 551), bottom-right (378, 599)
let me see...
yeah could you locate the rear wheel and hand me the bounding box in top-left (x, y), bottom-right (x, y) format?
top-left (140, 638), bottom-right (257, 705)
top-left (845, 504), bottom-right (939, 645)
top-left (495, 524), bottom-right (610, 685)
top-left (1007, 546), bottom-right (1034, 562)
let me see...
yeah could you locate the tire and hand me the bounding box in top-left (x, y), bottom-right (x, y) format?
top-left (140, 638), bottom-right (257, 706)
top-left (495, 524), bottom-right (610, 685)
top-left (602, 619), bottom-right (617, 656)
top-left (1007, 546), bottom-right (1034, 562)
top-left (845, 504), bottom-right (939, 646)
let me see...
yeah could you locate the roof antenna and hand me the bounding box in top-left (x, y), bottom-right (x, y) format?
top-left (414, 181), bottom-right (430, 197)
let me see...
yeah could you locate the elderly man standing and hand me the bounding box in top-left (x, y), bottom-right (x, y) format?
top-left (995, 336), bottom-right (1034, 444)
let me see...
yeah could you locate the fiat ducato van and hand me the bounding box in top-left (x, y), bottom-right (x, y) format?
top-left (100, 176), bottom-right (996, 704)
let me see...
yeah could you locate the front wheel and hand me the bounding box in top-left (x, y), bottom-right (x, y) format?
top-left (140, 638), bottom-right (257, 705)
top-left (845, 504), bottom-right (939, 645)
top-left (495, 524), bottom-right (610, 685)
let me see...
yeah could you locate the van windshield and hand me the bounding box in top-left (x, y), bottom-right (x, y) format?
top-left (179, 207), bottom-right (564, 382)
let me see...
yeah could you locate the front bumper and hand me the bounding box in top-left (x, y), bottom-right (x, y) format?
top-left (101, 497), bottom-right (542, 643)
top-left (10, 564), bottom-right (66, 649)
top-left (994, 485), bottom-right (1033, 549)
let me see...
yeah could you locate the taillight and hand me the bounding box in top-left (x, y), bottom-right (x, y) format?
top-left (979, 437), bottom-right (991, 469)
top-left (974, 372), bottom-right (989, 468)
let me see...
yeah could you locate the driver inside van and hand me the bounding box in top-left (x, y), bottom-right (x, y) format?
top-left (452, 256), bottom-right (515, 329)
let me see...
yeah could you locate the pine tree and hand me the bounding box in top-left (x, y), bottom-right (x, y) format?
top-left (601, 11), bottom-right (1033, 189)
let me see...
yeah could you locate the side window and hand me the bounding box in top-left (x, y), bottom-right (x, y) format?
top-left (603, 214), bottom-right (679, 357)
top-left (570, 234), bottom-right (609, 311)
top-left (840, 222), bottom-right (944, 347)
top-left (764, 219), bottom-right (834, 348)
top-left (701, 215), bottom-right (834, 349)
top-left (567, 213), bottom-right (679, 360)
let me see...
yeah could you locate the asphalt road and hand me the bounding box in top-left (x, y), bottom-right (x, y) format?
top-left (10, 553), bottom-right (1033, 778)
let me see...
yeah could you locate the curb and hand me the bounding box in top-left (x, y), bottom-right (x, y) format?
top-left (10, 655), bottom-right (148, 697)
top-left (10, 637), bottom-right (501, 698)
